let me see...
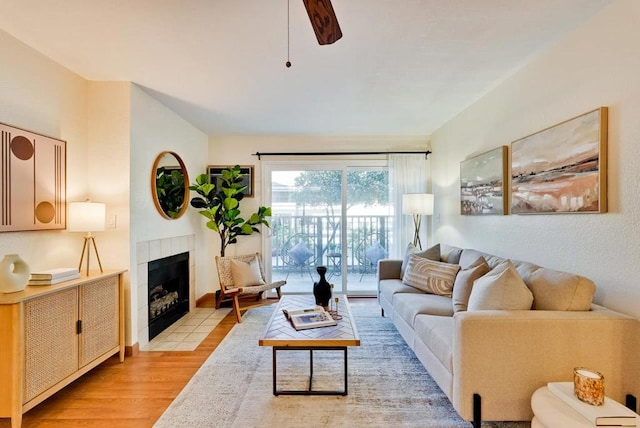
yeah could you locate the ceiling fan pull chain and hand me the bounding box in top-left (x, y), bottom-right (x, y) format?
top-left (285, 0), bottom-right (292, 68)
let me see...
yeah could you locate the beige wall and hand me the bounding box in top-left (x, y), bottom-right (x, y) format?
top-left (0, 29), bottom-right (87, 269)
top-left (431, 1), bottom-right (640, 319)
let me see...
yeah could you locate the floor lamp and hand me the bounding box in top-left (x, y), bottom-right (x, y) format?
top-left (68, 201), bottom-right (106, 276)
top-left (402, 193), bottom-right (434, 250)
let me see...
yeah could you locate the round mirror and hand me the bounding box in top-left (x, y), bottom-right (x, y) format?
top-left (151, 151), bottom-right (190, 219)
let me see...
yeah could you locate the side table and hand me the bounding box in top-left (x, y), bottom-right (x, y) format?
top-left (531, 386), bottom-right (638, 428)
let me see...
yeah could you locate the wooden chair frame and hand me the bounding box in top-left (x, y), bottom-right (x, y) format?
top-left (215, 253), bottom-right (285, 323)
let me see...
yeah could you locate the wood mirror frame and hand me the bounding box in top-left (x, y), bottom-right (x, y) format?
top-left (151, 151), bottom-right (190, 219)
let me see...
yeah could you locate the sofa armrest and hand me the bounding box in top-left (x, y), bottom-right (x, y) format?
top-left (378, 259), bottom-right (402, 281)
top-left (452, 307), bottom-right (639, 422)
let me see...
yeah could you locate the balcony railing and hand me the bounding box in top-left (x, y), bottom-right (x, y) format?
top-left (271, 214), bottom-right (393, 276)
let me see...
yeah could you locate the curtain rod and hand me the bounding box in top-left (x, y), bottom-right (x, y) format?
top-left (252, 150), bottom-right (431, 160)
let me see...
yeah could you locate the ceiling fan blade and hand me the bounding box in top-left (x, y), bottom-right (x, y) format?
top-left (303, 0), bottom-right (342, 45)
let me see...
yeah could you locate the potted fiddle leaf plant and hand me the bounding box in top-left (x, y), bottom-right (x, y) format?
top-left (189, 165), bottom-right (271, 256)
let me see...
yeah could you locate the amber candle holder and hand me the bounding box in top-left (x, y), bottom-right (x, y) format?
top-left (573, 367), bottom-right (604, 405)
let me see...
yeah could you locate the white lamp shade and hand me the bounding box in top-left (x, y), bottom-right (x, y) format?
top-left (68, 202), bottom-right (106, 232)
top-left (402, 193), bottom-right (434, 215)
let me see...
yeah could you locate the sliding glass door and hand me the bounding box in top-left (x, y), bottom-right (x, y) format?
top-left (263, 161), bottom-right (393, 296)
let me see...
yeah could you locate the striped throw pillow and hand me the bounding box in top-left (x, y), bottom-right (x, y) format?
top-left (402, 254), bottom-right (461, 296)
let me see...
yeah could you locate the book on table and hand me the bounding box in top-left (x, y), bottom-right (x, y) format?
top-left (547, 382), bottom-right (639, 427)
top-left (283, 306), bottom-right (337, 331)
top-left (28, 271), bottom-right (81, 285)
top-left (29, 268), bottom-right (79, 280)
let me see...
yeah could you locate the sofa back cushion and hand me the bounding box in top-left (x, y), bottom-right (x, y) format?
top-left (440, 244), bottom-right (463, 264)
top-left (452, 256), bottom-right (491, 313)
top-left (402, 254), bottom-right (461, 297)
top-left (467, 260), bottom-right (533, 310)
top-left (526, 268), bottom-right (595, 310)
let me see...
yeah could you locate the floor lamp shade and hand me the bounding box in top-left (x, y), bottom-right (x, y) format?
top-left (402, 193), bottom-right (434, 250)
top-left (402, 193), bottom-right (434, 216)
top-left (68, 201), bottom-right (105, 275)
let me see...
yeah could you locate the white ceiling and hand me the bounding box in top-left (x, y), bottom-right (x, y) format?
top-left (0, 0), bottom-right (610, 136)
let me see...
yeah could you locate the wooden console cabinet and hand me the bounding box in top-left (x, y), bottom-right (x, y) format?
top-left (0, 270), bottom-right (126, 428)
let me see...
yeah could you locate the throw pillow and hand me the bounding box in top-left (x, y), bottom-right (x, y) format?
top-left (467, 260), bottom-right (533, 311)
top-left (402, 254), bottom-right (461, 297)
top-left (287, 242), bottom-right (314, 266)
top-left (452, 256), bottom-right (491, 313)
top-left (365, 241), bottom-right (388, 265)
top-left (230, 256), bottom-right (265, 288)
top-left (400, 242), bottom-right (441, 278)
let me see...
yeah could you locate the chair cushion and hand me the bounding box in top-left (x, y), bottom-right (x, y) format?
top-left (288, 242), bottom-right (313, 265)
top-left (467, 260), bottom-right (533, 310)
top-left (452, 256), bottom-right (491, 313)
top-left (230, 256), bottom-right (265, 287)
top-left (365, 241), bottom-right (388, 264)
top-left (402, 254), bottom-right (460, 297)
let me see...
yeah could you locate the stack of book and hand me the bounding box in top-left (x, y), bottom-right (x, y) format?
top-left (28, 268), bottom-right (80, 286)
top-left (282, 306), bottom-right (337, 331)
top-left (548, 382), bottom-right (639, 427)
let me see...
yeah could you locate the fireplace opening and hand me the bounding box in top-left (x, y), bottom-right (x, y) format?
top-left (148, 252), bottom-right (189, 340)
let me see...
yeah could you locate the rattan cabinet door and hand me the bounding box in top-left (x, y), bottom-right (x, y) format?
top-left (23, 287), bottom-right (79, 403)
top-left (78, 276), bottom-right (119, 367)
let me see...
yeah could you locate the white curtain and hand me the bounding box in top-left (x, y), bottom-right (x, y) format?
top-left (389, 154), bottom-right (429, 258)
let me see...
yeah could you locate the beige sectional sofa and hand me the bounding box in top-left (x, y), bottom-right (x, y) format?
top-left (377, 244), bottom-right (639, 424)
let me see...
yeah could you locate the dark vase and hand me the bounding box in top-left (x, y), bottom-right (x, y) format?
top-left (313, 266), bottom-right (332, 308)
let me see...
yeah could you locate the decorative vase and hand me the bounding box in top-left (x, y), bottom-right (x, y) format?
top-left (313, 265), bottom-right (332, 308)
top-left (0, 253), bottom-right (30, 294)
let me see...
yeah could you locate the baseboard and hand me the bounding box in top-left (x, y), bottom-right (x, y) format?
top-left (125, 343), bottom-right (139, 357)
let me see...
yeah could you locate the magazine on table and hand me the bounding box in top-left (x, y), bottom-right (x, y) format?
top-left (283, 306), bottom-right (337, 330)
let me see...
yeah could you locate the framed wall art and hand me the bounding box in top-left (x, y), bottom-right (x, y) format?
top-left (511, 107), bottom-right (607, 214)
top-left (207, 165), bottom-right (254, 197)
top-left (460, 146), bottom-right (508, 215)
top-left (1, 122), bottom-right (66, 232)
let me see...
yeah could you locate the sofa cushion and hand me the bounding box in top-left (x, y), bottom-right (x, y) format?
top-left (379, 279), bottom-right (423, 305)
top-left (526, 268), bottom-right (595, 310)
top-left (459, 249), bottom-right (506, 269)
top-left (400, 243), bottom-right (440, 277)
top-left (414, 314), bottom-right (454, 372)
top-left (467, 260), bottom-right (533, 310)
top-left (393, 293), bottom-right (454, 328)
top-left (440, 244), bottom-right (463, 264)
top-left (452, 256), bottom-right (491, 313)
top-left (403, 254), bottom-right (461, 297)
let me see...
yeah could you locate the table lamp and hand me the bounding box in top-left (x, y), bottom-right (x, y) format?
top-left (402, 193), bottom-right (434, 250)
top-left (68, 201), bottom-right (105, 275)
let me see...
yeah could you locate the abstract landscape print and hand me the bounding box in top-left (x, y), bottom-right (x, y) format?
top-left (460, 146), bottom-right (508, 215)
top-left (511, 107), bottom-right (607, 214)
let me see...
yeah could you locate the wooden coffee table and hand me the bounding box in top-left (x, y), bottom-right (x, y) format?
top-left (258, 294), bottom-right (360, 396)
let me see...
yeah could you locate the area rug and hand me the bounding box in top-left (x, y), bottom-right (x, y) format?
top-left (154, 304), bottom-right (530, 428)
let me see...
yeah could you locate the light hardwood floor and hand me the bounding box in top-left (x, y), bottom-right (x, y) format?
top-left (1, 296), bottom-right (374, 428)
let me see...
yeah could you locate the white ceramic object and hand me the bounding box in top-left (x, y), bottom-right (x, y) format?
top-left (0, 253), bottom-right (30, 293)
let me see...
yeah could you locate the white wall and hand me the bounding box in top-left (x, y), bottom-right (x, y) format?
top-left (0, 30), bottom-right (87, 269)
top-left (129, 84), bottom-right (208, 345)
top-left (431, 1), bottom-right (640, 319)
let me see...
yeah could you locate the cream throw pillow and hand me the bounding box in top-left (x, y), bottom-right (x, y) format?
top-left (402, 254), bottom-right (460, 297)
top-left (452, 256), bottom-right (491, 313)
top-left (230, 256), bottom-right (265, 288)
top-left (467, 260), bottom-right (533, 310)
